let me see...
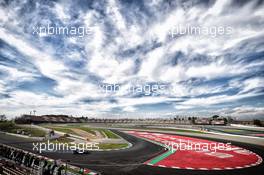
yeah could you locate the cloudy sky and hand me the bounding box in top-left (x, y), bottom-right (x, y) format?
top-left (0, 0), bottom-right (264, 119)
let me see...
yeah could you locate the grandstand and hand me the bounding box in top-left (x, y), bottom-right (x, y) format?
top-left (0, 144), bottom-right (98, 175)
top-left (15, 115), bottom-right (88, 124)
top-left (0, 159), bottom-right (34, 175)
top-left (14, 114), bottom-right (230, 126)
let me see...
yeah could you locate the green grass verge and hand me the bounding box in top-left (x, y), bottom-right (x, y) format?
top-left (50, 136), bottom-right (74, 143)
top-left (45, 126), bottom-right (76, 135)
top-left (221, 129), bottom-right (246, 133)
top-left (44, 125), bottom-right (96, 135)
top-left (77, 127), bottom-right (96, 135)
top-left (44, 125), bottom-right (120, 139)
top-left (16, 127), bottom-right (46, 137)
top-left (101, 129), bottom-right (120, 139)
top-left (0, 121), bottom-right (19, 132)
top-left (0, 122), bottom-right (46, 137)
top-left (98, 143), bottom-right (128, 149)
top-left (145, 127), bottom-right (205, 134)
top-left (67, 126), bottom-right (120, 139)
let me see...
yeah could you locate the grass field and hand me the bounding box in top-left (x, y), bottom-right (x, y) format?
top-left (43, 124), bottom-right (120, 139)
top-left (101, 129), bottom-right (120, 139)
top-left (142, 127), bottom-right (205, 134)
top-left (0, 121), bottom-right (46, 137)
top-left (221, 129), bottom-right (246, 133)
top-left (50, 136), bottom-right (74, 143)
top-left (44, 126), bottom-right (77, 135)
top-left (98, 143), bottom-right (128, 149)
top-left (49, 138), bottom-right (128, 150)
top-left (17, 127), bottom-right (46, 137)
top-left (77, 127), bottom-right (96, 135)
top-left (41, 124), bottom-right (128, 150)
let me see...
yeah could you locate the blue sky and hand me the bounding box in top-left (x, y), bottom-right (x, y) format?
top-left (0, 0), bottom-right (264, 119)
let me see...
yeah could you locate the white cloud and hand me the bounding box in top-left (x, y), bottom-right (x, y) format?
top-left (216, 106), bottom-right (264, 120)
top-left (53, 3), bottom-right (70, 21)
top-left (0, 0), bottom-right (263, 118)
top-left (0, 28), bottom-right (67, 80)
top-left (180, 92), bottom-right (260, 107)
top-left (123, 106), bottom-right (136, 112)
top-left (240, 77), bottom-right (264, 93)
top-left (0, 81), bottom-right (5, 93)
top-left (0, 65), bottom-right (35, 82)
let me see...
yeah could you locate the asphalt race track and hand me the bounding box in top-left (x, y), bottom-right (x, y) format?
top-left (0, 131), bottom-right (164, 175)
top-left (125, 131), bottom-right (262, 169)
top-left (0, 130), bottom-right (264, 175)
top-left (203, 126), bottom-right (264, 137)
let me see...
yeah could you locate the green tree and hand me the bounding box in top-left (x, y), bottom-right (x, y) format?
top-left (0, 115), bottom-right (6, 121)
top-left (212, 115), bottom-right (219, 119)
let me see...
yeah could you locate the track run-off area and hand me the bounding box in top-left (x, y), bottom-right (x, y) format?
top-left (124, 130), bottom-right (263, 170)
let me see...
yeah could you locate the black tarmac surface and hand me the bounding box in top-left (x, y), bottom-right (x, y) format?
top-left (0, 130), bottom-right (264, 175)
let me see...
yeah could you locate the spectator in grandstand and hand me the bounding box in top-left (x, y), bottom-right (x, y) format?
top-left (23, 153), bottom-right (31, 167)
top-left (50, 163), bottom-right (58, 175)
top-left (28, 154), bottom-right (35, 167)
top-left (0, 161), bottom-right (3, 174)
top-left (33, 157), bottom-right (40, 166)
top-left (57, 165), bottom-right (65, 175)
